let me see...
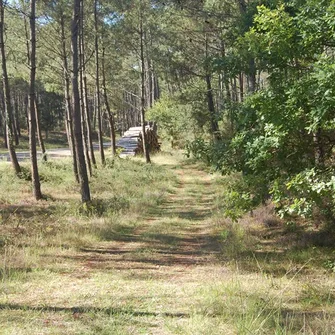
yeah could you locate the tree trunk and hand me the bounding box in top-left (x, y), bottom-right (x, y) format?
top-left (205, 73), bottom-right (220, 142)
top-left (34, 98), bottom-right (47, 161)
top-left (3, 120), bottom-right (7, 148)
top-left (232, 77), bottom-right (238, 102)
top-left (60, 12), bottom-right (79, 183)
top-left (205, 34), bottom-right (219, 142)
top-left (247, 58), bottom-right (257, 93)
top-left (94, 0), bottom-right (105, 166)
top-left (24, 9), bottom-right (46, 161)
top-left (237, 0), bottom-right (256, 93)
top-left (82, 74), bottom-right (96, 167)
top-left (28, 0), bottom-right (42, 200)
top-left (79, 2), bottom-right (92, 176)
top-left (24, 95), bottom-right (29, 130)
top-left (102, 47), bottom-right (116, 156)
top-left (80, 1), bottom-right (96, 168)
top-left (0, 0), bottom-right (21, 175)
top-left (72, 0), bottom-right (90, 203)
top-left (0, 98), bottom-right (3, 137)
top-left (150, 66), bottom-right (154, 107)
top-left (239, 72), bottom-right (244, 102)
top-left (10, 96), bottom-right (19, 145)
top-left (140, 13), bottom-right (151, 163)
top-left (154, 74), bottom-right (160, 100)
top-left (13, 95), bottom-right (20, 143)
top-left (145, 56), bottom-right (151, 110)
top-left (80, 80), bottom-right (92, 177)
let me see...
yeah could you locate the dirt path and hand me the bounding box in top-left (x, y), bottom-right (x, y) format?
top-left (2, 157), bottom-right (335, 334)
top-left (1, 159), bottom-right (232, 335)
top-left (83, 165), bottom-right (221, 275)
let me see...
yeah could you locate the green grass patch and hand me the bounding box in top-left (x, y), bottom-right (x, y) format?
top-left (0, 153), bottom-right (334, 334)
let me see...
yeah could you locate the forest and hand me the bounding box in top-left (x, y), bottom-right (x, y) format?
top-left (1, 0), bottom-right (335, 334)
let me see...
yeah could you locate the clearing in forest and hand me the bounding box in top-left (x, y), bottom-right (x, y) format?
top-left (0, 153), bottom-right (334, 334)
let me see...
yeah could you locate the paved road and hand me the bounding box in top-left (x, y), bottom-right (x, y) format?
top-left (0, 128), bottom-right (144, 162)
top-left (0, 148), bottom-right (71, 162)
top-left (0, 143), bottom-right (110, 162)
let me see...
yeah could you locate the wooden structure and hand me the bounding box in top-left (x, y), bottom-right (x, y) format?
top-left (116, 125), bottom-right (160, 157)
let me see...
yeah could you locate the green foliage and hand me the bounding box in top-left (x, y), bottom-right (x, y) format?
top-left (79, 197), bottom-right (130, 217)
top-left (214, 173), bottom-right (269, 222)
top-left (17, 166), bottom-right (32, 181)
top-left (38, 91), bottom-right (64, 134)
top-left (324, 258), bottom-right (335, 272)
top-left (271, 168), bottom-right (335, 220)
top-left (147, 95), bottom-right (194, 148)
top-left (180, 79), bottom-right (214, 131)
top-left (196, 0), bottom-right (335, 225)
top-left (185, 138), bottom-right (212, 163)
top-left (218, 190), bottom-right (254, 223)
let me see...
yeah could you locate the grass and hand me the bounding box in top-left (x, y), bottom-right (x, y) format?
top-left (0, 151), bottom-right (334, 334)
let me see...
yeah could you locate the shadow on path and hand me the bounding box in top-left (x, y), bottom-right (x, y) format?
top-left (0, 303), bottom-right (189, 318)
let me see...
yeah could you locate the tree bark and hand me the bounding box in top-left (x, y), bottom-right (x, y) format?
top-left (79, 48), bottom-right (92, 176)
top-left (0, 0), bottom-right (21, 175)
top-left (72, 0), bottom-right (90, 203)
top-left (205, 34), bottom-right (220, 142)
top-left (94, 0), bottom-right (105, 166)
top-left (34, 98), bottom-right (47, 161)
top-left (10, 97), bottom-right (18, 145)
top-left (205, 73), bottom-right (220, 142)
top-left (79, 2), bottom-right (92, 176)
top-left (13, 95), bottom-right (20, 144)
top-left (140, 12), bottom-right (151, 163)
top-left (239, 72), bottom-right (244, 102)
top-left (28, 0), bottom-right (42, 200)
top-left (232, 77), bottom-right (238, 102)
top-left (102, 47), bottom-right (116, 156)
top-left (60, 12), bottom-right (79, 183)
top-left (154, 74), bottom-right (160, 101)
top-left (237, 0), bottom-right (257, 93)
top-left (24, 9), bottom-right (46, 161)
top-left (80, 75), bottom-right (92, 176)
top-left (80, 0), bottom-right (96, 168)
top-left (247, 58), bottom-right (257, 93)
